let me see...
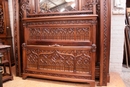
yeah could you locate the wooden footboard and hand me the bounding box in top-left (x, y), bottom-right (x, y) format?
top-left (22, 44), bottom-right (96, 87)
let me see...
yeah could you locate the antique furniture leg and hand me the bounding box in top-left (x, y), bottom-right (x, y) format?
top-left (0, 45), bottom-right (13, 82)
top-left (22, 74), bottom-right (28, 79)
top-left (90, 81), bottom-right (95, 87)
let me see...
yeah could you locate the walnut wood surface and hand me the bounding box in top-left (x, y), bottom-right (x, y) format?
top-left (0, 0), bottom-right (14, 65)
top-left (13, 0), bottom-right (111, 86)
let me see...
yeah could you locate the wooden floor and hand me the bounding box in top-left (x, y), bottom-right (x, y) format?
top-left (3, 66), bottom-right (126, 87)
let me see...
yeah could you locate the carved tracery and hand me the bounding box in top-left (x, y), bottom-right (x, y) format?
top-left (13, 0), bottom-right (110, 86)
top-left (28, 27), bottom-right (91, 41)
top-left (26, 48), bottom-right (91, 73)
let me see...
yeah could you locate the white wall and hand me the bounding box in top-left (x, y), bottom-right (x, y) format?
top-left (7, 0), bottom-right (126, 74)
top-left (110, 0), bottom-right (126, 74)
top-left (8, 0), bottom-right (15, 57)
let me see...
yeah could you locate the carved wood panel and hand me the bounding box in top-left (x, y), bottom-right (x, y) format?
top-left (23, 45), bottom-right (93, 80)
top-left (27, 27), bottom-right (91, 41)
top-left (26, 48), bottom-right (91, 73)
top-left (13, 0), bottom-right (111, 86)
top-left (0, 6), bottom-right (4, 34)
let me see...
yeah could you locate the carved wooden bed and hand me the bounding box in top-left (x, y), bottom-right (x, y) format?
top-left (13, 0), bottom-right (111, 87)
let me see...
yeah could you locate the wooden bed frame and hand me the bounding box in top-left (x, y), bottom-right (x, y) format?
top-left (13, 0), bottom-right (111, 86)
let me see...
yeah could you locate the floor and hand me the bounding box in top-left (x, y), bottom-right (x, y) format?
top-left (121, 66), bottom-right (130, 87)
top-left (3, 66), bottom-right (126, 87)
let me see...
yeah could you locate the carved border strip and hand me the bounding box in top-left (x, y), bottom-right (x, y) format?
top-left (100, 0), bottom-right (110, 86)
top-left (25, 70), bottom-right (91, 79)
top-left (26, 20), bottom-right (97, 25)
top-left (0, 7), bottom-right (4, 34)
top-left (13, 0), bottom-right (21, 76)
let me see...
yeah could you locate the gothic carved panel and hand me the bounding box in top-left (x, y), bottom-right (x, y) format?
top-left (27, 27), bottom-right (91, 41)
top-left (25, 47), bottom-right (91, 73)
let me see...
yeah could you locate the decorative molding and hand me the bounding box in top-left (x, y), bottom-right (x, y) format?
top-left (13, 0), bottom-right (21, 76)
top-left (99, 0), bottom-right (110, 86)
top-left (26, 20), bottom-right (97, 25)
top-left (25, 70), bottom-right (91, 79)
top-left (103, 0), bottom-right (108, 85)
